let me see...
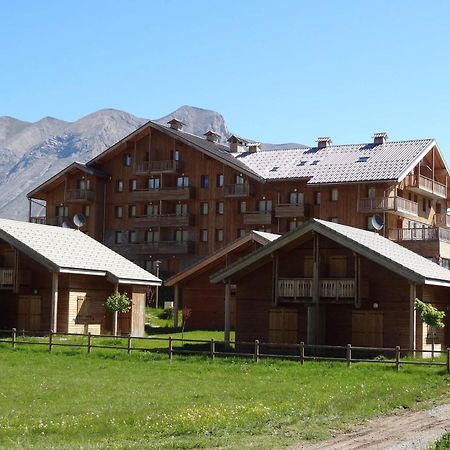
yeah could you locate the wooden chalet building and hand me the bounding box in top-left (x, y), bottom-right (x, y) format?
top-left (27, 119), bottom-right (450, 278)
top-left (211, 219), bottom-right (450, 351)
top-left (0, 219), bottom-right (161, 335)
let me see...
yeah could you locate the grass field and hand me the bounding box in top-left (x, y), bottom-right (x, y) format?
top-left (1, 342), bottom-right (450, 449)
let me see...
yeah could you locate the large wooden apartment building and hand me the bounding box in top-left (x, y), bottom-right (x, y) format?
top-left (27, 119), bottom-right (450, 277)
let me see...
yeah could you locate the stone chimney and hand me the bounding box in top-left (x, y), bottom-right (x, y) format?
top-left (373, 132), bottom-right (388, 145)
top-left (167, 118), bottom-right (185, 131)
top-left (227, 135), bottom-right (247, 153)
top-left (247, 142), bottom-right (261, 153)
top-left (204, 130), bottom-right (221, 143)
top-left (316, 137), bottom-right (332, 149)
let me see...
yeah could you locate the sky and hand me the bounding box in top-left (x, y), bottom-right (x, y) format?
top-left (1, 1), bottom-right (450, 154)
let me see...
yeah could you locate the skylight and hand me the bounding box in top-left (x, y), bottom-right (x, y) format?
top-left (270, 166), bottom-right (279, 172)
top-left (297, 161), bottom-right (307, 166)
top-left (356, 156), bottom-right (370, 163)
top-left (311, 160), bottom-right (320, 165)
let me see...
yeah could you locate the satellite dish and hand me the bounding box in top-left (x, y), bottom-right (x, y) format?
top-left (371, 214), bottom-right (384, 231)
top-left (73, 213), bottom-right (86, 230)
top-left (61, 221), bottom-right (70, 229)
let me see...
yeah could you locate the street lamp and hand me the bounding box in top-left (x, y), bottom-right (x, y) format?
top-left (155, 260), bottom-right (162, 308)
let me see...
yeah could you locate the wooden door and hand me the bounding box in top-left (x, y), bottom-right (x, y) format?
top-left (352, 310), bottom-right (383, 347)
top-left (17, 296), bottom-right (41, 331)
top-left (269, 309), bottom-right (298, 344)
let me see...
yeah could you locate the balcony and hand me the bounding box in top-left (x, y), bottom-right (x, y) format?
top-left (65, 189), bottom-right (95, 203)
top-left (116, 241), bottom-right (194, 255)
top-left (132, 214), bottom-right (193, 228)
top-left (404, 174), bottom-right (447, 199)
top-left (0, 268), bottom-right (32, 289)
top-left (243, 211), bottom-right (273, 225)
top-left (30, 216), bottom-right (47, 225)
top-left (135, 160), bottom-right (181, 175)
top-left (278, 278), bottom-right (355, 300)
top-left (274, 203), bottom-right (305, 218)
top-left (434, 214), bottom-right (450, 228)
top-left (132, 187), bottom-right (192, 202)
top-left (39, 216), bottom-right (70, 226)
top-left (359, 196), bottom-right (418, 217)
top-left (224, 183), bottom-right (250, 197)
top-left (388, 227), bottom-right (450, 244)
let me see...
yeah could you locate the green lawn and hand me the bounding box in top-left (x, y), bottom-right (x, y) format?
top-left (0, 344), bottom-right (449, 449)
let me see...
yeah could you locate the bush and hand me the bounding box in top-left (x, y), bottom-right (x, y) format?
top-left (158, 308), bottom-right (173, 320)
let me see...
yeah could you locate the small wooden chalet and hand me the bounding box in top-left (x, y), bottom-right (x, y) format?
top-left (164, 231), bottom-right (279, 333)
top-left (211, 219), bottom-right (450, 351)
top-left (0, 219), bottom-right (161, 336)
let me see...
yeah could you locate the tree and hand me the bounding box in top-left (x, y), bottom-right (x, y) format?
top-left (105, 291), bottom-right (131, 336)
top-left (415, 298), bottom-right (445, 359)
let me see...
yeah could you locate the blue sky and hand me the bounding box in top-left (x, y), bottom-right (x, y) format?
top-left (1, 1), bottom-right (450, 154)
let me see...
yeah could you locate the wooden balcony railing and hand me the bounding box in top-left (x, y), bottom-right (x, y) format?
top-left (274, 203), bottom-right (305, 218)
top-left (116, 241), bottom-right (194, 255)
top-left (434, 214), bottom-right (450, 228)
top-left (135, 160), bottom-right (181, 175)
top-left (0, 268), bottom-right (14, 287)
top-left (359, 196), bottom-right (418, 216)
top-left (224, 183), bottom-right (250, 197)
top-left (404, 174), bottom-right (447, 199)
top-left (65, 189), bottom-right (95, 202)
top-left (388, 227), bottom-right (450, 244)
top-left (29, 216), bottom-right (47, 225)
top-left (132, 187), bottom-right (192, 202)
top-left (243, 211), bottom-right (273, 225)
top-left (132, 214), bottom-right (192, 228)
top-left (278, 278), bottom-right (355, 299)
top-left (45, 216), bottom-right (70, 226)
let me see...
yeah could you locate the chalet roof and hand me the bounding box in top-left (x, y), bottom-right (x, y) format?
top-left (165, 230), bottom-right (280, 287)
top-left (0, 219), bottom-right (161, 286)
top-left (210, 219), bottom-right (450, 287)
top-left (233, 139), bottom-right (440, 184)
top-left (27, 161), bottom-right (109, 199)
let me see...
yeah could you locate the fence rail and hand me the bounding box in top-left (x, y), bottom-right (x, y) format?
top-left (0, 329), bottom-right (448, 372)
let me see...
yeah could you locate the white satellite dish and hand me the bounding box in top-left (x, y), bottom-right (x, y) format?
top-left (73, 213), bottom-right (86, 230)
top-left (61, 221), bottom-right (70, 229)
top-left (371, 214), bottom-right (384, 231)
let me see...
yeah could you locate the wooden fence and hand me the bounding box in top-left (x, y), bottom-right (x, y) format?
top-left (0, 328), bottom-right (449, 373)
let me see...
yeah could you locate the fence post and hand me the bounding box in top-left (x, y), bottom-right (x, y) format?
top-left (11, 328), bottom-right (16, 350)
top-left (299, 342), bottom-right (305, 365)
top-left (168, 336), bottom-right (173, 361)
top-left (395, 346), bottom-right (401, 372)
top-left (347, 344), bottom-right (352, 368)
top-left (87, 332), bottom-right (92, 354)
top-left (49, 331), bottom-right (53, 352)
top-left (447, 348), bottom-right (450, 374)
top-left (127, 334), bottom-right (132, 355)
top-left (254, 340), bottom-right (260, 363)
top-left (210, 338), bottom-right (215, 360)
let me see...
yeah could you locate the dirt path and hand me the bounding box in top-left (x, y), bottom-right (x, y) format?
top-left (291, 403), bottom-right (450, 450)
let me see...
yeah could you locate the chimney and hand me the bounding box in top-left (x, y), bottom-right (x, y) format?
top-left (227, 135), bottom-right (246, 153)
top-left (373, 132), bottom-right (388, 145)
top-left (247, 142), bottom-right (261, 153)
top-left (204, 130), bottom-right (221, 143)
top-left (167, 118), bottom-right (185, 131)
top-left (316, 137), bottom-right (332, 149)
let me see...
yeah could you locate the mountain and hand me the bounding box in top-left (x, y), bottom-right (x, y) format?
top-left (0, 105), bottom-right (305, 220)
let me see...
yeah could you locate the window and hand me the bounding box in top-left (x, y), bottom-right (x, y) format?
top-left (356, 156), bottom-right (370, 163)
top-left (129, 205), bottom-right (136, 218)
top-left (331, 188), bottom-right (338, 202)
top-left (148, 178), bottom-right (160, 190)
top-left (115, 206), bottom-right (123, 218)
top-left (176, 203), bottom-right (188, 216)
top-left (145, 260), bottom-right (159, 272)
top-left (311, 160), bottom-right (320, 166)
top-left (297, 161), bottom-right (306, 166)
top-left (147, 204), bottom-right (159, 216)
top-left (314, 192), bottom-right (321, 205)
top-left (124, 153), bottom-right (132, 167)
top-left (368, 187), bottom-right (376, 198)
top-left (200, 229), bottom-right (208, 242)
top-left (330, 217), bottom-right (339, 223)
top-left (116, 180), bottom-right (124, 192)
top-left (289, 192), bottom-right (304, 205)
top-left (174, 150), bottom-right (180, 161)
top-left (216, 174), bottom-right (224, 187)
top-left (129, 179), bottom-right (137, 191)
top-left (79, 179), bottom-right (90, 190)
top-left (258, 199), bottom-right (272, 212)
top-left (201, 202), bottom-right (209, 215)
top-left (128, 230), bottom-right (138, 243)
top-left (83, 205), bottom-right (90, 218)
top-left (422, 198), bottom-right (427, 212)
top-left (289, 220), bottom-right (300, 231)
top-left (115, 231), bottom-right (123, 244)
top-left (146, 230), bottom-right (159, 242)
top-left (238, 229), bottom-right (246, 238)
top-left (239, 201), bottom-right (247, 213)
top-left (236, 175), bottom-right (244, 185)
top-left (200, 175), bottom-right (209, 188)
top-left (177, 176), bottom-right (189, 187)
top-left (56, 206), bottom-right (68, 217)
top-left (217, 201), bottom-right (224, 215)
top-left (216, 229), bottom-right (224, 242)
top-left (175, 230), bottom-right (188, 241)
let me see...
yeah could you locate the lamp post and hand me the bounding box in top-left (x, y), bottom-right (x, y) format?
top-left (155, 260), bottom-right (162, 308)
